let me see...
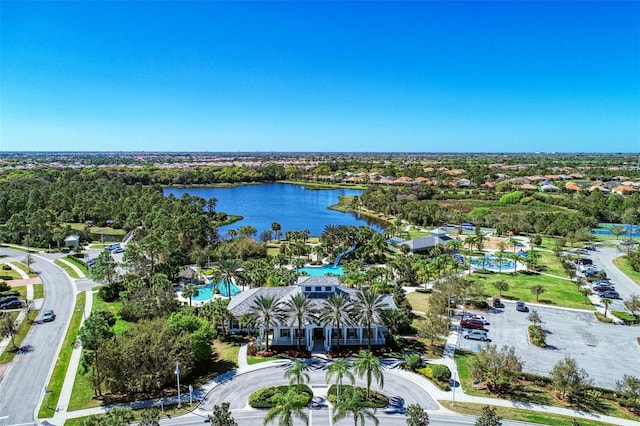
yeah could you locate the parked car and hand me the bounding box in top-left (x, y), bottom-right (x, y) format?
top-left (575, 258), bottom-right (593, 265)
top-left (460, 318), bottom-right (485, 329)
top-left (463, 314), bottom-right (490, 325)
top-left (0, 295), bottom-right (19, 304)
top-left (113, 247), bottom-right (125, 254)
top-left (584, 245), bottom-right (597, 251)
top-left (516, 301), bottom-right (528, 312)
top-left (492, 298), bottom-right (504, 308)
top-left (592, 284), bottom-right (614, 292)
top-left (0, 300), bottom-right (22, 310)
top-left (42, 309), bottom-right (56, 322)
top-left (464, 329), bottom-right (490, 341)
top-left (598, 290), bottom-right (621, 299)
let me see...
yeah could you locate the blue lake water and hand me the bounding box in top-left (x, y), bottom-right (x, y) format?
top-left (164, 183), bottom-right (384, 237)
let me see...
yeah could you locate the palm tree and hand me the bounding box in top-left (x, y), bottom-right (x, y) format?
top-left (251, 295), bottom-right (284, 352)
top-left (182, 283), bottom-right (199, 306)
top-left (214, 259), bottom-right (241, 298)
top-left (354, 289), bottom-right (388, 350)
top-left (494, 250), bottom-right (506, 274)
top-left (319, 293), bottom-right (353, 352)
top-left (578, 286), bottom-right (592, 305)
top-left (283, 293), bottom-right (316, 351)
top-left (285, 359), bottom-right (310, 389)
top-left (353, 349), bottom-right (384, 399)
top-left (602, 297), bottom-right (612, 318)
top-left (326, 358), bottom-right (355, 403)
top-left (263, 387), bottom-right (309, 426)
top-left (332, 386), bottom-right (379, 426)
top-left (271, 222), bottom-right (282, 242)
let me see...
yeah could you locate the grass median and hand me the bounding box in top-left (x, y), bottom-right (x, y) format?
top-left (0, 308), bottom-right (39, 363)
top-left (54, 259), bottom-right (81, 279)
top-left (612, 255), bottom-right (640, 287)
top-left (38, 291), bottom-right (86, 419)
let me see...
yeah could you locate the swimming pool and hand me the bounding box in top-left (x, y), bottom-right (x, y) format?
top-left (192, 280), bottom-right (241, 301)
top-left (592, 228), bottom-right (640, 238)
top-left (470, 256), bottom-right (517, 272)
top-left (298, 265), bottom-right (344, 276)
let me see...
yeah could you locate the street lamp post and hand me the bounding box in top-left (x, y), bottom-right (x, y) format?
top-left (175, 361), bottom-right (182, 409)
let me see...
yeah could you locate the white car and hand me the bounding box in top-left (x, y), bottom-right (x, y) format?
top-left (463, 314), bottom-right (490, 325)
top-left (464, 330), bottom-right (490, 341)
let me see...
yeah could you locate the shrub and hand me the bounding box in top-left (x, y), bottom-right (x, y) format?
top-left (528, 325), bottom-right (546, 348)
top-left (256, 350), bottom-right (277, 357)
top-left (430, 364), bottom-right (451, 382)
top-left (246, 342), bottom-right (258, 356)
top-left (0, 281), bottom-right (10, 292)
top-left (403, 354), bottom-right (422, 372)
top-left (2, 265), bottom-right (11, 271)
top-left (467, 299), bottom-right (489, 310)
top-left (327, 385), bottom-right (388, 408)
top-left (417, 366), bottom-right (451, 391)
top-left (248, 385), bottom-right (312, 408)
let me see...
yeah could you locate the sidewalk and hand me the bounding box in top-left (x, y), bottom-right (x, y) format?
top-left (0, 283), bottom-right (38, 355)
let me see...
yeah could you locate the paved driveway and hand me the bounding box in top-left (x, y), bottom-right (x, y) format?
top-left (457, 304), bottom-right (640, 389)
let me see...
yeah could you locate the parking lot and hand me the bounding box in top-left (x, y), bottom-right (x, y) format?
top-left (456, 303), bottom-right (640, 389)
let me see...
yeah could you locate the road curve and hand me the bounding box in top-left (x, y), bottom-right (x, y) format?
top-left (0, 247), bottom-right (76, 426)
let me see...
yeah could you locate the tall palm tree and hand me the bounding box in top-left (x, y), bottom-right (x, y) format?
top-left (332, 387), bottom-right (379, 426)
top-left (283, 293), bottom-right (316, 351)
top-left (353, 289), bottom-right (388, 350)
top-left (214, 259), bottom-right (240, 298)
top-left (285, 359), bottom-right (310, 389)
top-left (602, 297), bottom-right (612, 318)
top-left (251, 295), bottom-right (284, 352)
top-left (319, 293), bottom-right (353, 352)
top-left (326, 358), bottom-right (355, 403)
top-left (263, 387), bottom-right (309, 426)
top-left (271, 222), bottom-right (282, 242)
top-left (182, 283), bottom-right (199, 306)
top-left (353, 350), bottom-right (384, 399)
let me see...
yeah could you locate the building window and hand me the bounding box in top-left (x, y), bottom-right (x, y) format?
top-left (305, 286), bottom-right (312, 292)
top-left (280, 329), bottom-right (290, 338)
top-left (325, 286), bottom-right (332, 292)
top-left (230, 320), bottom-right (239, 329)
top-left (347, 328), bottom-right (357, 339)
top-left (315, 286), bottom-right (322, 292)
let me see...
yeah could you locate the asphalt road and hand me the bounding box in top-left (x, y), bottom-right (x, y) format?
top-left (457, 303), bottom-right (640, 389)
top-left (0, 247), bottom-right (76, 426)
top-left (589, 245), bottom-right (640, 306)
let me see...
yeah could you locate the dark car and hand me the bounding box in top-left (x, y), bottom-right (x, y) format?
top-left (516, 301), bottom-right (528, 312)
top-left (592, 284), bottom-right (614, 292)
top-left (42, 309), bottom-right (56, 322)
top-left (598, 290), bottom-right (621, 299)
top-left (0, 295), bottom-right (19, 304)
top-left (575, 258), bottom-right (593, 265)
top-left (0, 300), bottom-right (22, 310)
top-left (460, 318), bottom-right (485, 329)
top-left (492, 298), bottom-right (504, 308)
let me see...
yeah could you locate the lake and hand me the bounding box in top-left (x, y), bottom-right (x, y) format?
top-left (164, 183), bottom-right (384, 237)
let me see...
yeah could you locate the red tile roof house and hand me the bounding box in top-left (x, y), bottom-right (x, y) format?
top-left (612, 185), bottom-right (636, 195)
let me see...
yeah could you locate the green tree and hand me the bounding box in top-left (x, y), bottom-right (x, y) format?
top-left (624, 293), bottom-right (640, 318)
top-left (475, 406), bottom-right (502, 426)
top-left (578, 287), bottom-right (592, 305)
top-left (285, 359), bottom-right (310, 389)
top-left (354, 289), bottom-right (388, 350)
top-left (602, 297), bottom-right (612, 318)
top-left (92, 250), bottom-right (119, 285)
top-left (326, 358), bottom-right (355, 403)
top-left (77, 310), bottom-right (115, 396)
top-left (332, 387), bottom-right (379, 426)
top-left (0, 315), bottom-right (18, 350)
top-left (182, 283), bottom-right (199, 306)
top-left (493, 280), bottom-right (509, 297)
top-left (251, 295), bottom-right (284, 352)
top-left (214, 259), bottom-right (241, 299)
top-left (527, 309), bottom-right (542, 326)
top-left (353, 349), bottom-right (384, 399)
top-left (550, 357), bottom-right (592, 401)
top-left (616, 375), bottom-right (640, 410)
top-left (415, 311), bottom-right (450, 347)
top-left (468, 345), bottom-right (522, 394)
top-left (406, 403), bottom-right (429, 426)
top-left (209, 402), bottom-right (238, 426)
top-left (283, 293), bottom-right (316, 351)
top-left (530, 285), bottom-right (546, 302)
top-left (263, 388), bottom-right (309, 426)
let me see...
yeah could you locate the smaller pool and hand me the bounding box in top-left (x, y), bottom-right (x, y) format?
top-left (192, 280), bottom-right (241, 301)
top-left (298, 265), bottom-right (344, 277)
top-left (470, 256), bottom-right (517, 272)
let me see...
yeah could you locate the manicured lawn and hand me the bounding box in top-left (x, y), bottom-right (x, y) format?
top-left (33, 283), bottom-right (44, 299)
top-left (407, 291), bottom-right (431, 313)
top-left (247, 354), bottom-right (285, 365)
top-left (612, 256), bottom-right (640, 287)
top-left (534, 250), bottom-right (567, 277)
top-left (54, 259), bottom-right (81, 279)
top-left (0, 266), bottom-right (23, 280)
top-left (91, 295), bottom-right (132, 334)
top-left (64, 401), bottom-right (200, 426)
top-left (212, 339), bottom-right (240, 367)
top-left (466, 272), bottom-right (593, 310)
top-left (10, 261), bottom-right (39, 278)
top-left (63, 255), bottom-right (89, 276)
top-left (440, 401), bottom-right (615, 426)
top-left (39, 292), bottom-right (86, 419)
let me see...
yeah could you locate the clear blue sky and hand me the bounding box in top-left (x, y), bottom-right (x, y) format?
top-left (2, 1), bottom-right (639, 153)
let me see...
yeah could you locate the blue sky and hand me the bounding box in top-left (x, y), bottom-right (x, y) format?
top-left (2, 1), bottom-right (639, 153)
